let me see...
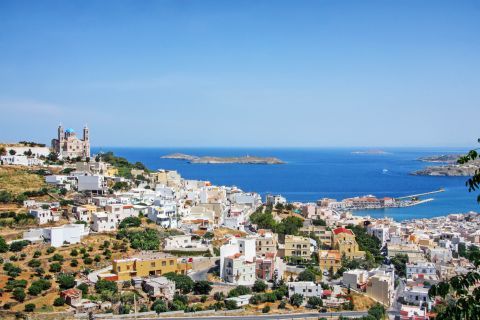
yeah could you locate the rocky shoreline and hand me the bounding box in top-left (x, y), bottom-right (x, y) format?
top-left (411, 163), bottom-right (479, 176)
top-left (161, 153), bottom-right (285, 164)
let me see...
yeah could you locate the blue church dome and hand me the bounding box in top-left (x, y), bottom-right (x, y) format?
top-left (65, 128), bottom-right (75, 133)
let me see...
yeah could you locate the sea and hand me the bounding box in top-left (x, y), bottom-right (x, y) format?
top-left (91, 147), bottom-right (479, 221)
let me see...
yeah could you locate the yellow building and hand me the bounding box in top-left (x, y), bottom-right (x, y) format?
top-left (284, 235), bottom-right (311, 262)
top-left (106, 166), bottom-right (119, 177)
top-left (333, 227), bottom-right (365, 260)
top-left (318, 250), bottom-right (342, 273)
top-left (81, 204), bottom-right (97, 214)
top-left (112, 252), bottom-right (191, 281)
top-left (299, 225), bottom-right (333, 248)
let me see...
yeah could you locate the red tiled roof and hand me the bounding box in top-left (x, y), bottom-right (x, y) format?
top-left (333, 227), bottom-right (353, 235)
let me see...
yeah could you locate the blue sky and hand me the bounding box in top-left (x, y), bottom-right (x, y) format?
top-left (0, 0), bottom-right (479, 147)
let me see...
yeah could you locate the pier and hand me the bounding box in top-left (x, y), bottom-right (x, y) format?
top-left (396, 188), bottom-right (445, 200)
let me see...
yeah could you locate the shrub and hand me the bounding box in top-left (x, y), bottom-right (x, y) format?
top-left (224, 299), bottom-right (238, 310)
top-left (57, 274), bottom-right (75, 290)
top-left (253, 279), bottom-right (268, 292)
top-left (28, 284), bottom-right (42, 296)
top-left (193, 280), bottom-right (212, 295)
top-left (12, 287), bottom-right (26, 302)
top-left (95, 279), bottom-right (117, 294)
top-left (152, 299), bottom-right (168, 313)
top-left (70, 259), bottom-right (78, 267)
top-left (53, 297), bottom-right (65, 306)
top-left (164, 272), bottom-right (194, 294)
top-left (298, 270), bottom-right (316, 282)
top-left (77, 283), bottom-right (89, 295)
top-left (52, 253), bottom-right (64, 262)
top-left (228, 285), bottom-right (251, 297)
top-left (262, 305), bottom-right (271, 313)
top-left (28, 259), bottom-right (41, 268)
top-left (49, 262), bottom-right (62, 273)
top-left (307, 296), bottom-right (323, 308)
top-left (214, 292), bottom-right (225, 301)
top-left (290, 293), bottom-right (304, 307)
top-left (9, 240), bottom-right (29, 252)
top-left (24, 303), bottom-right (35, 312)
top-left (70, 249), bottom-right (78, 257)
top-left (46, 247), bottom-right (56, 254)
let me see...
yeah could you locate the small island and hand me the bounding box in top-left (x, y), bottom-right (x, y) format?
top-left (417, 154), bottom-right (462, 163)
top-left (161, 153), bottom-right (285, 164)
top-left (351, 150), bottom-right (391, 155)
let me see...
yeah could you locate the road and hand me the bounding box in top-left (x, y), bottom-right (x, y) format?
top-left (134, 311), bottom-right (371, 320)
top-left (87, 265), bottom-right (112, 283)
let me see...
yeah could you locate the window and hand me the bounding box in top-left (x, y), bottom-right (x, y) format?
top-left (170, 260), bottom-right (174, 265)
top-left (151, 262), bottom-right (155, 267)
top-left (162, 261), bottom-right (166, 266)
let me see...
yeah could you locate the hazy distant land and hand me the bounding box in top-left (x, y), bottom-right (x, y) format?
top-left (351, 150), bottom-right (391, 155)
top-left (413, 154), bottom-right (479, 176)
top-left (161, 153), bottom-right (285, 164)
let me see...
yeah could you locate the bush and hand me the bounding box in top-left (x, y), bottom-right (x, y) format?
top-left (262, 305), bottom-right (271, 313)
top-left (24, 303), bottom-right (35, 312)
top-left (12, 287), bottom-right (26, 302)
top-left (28, 284), bottom-right (42, 296)
top-left (119, 217), bottom-right (141, 229)
top-left (164, 272), bottom-right (194, 294)
top-left (253, 279), bottom-right (268, 292)
top-left (9, 240), bottom-right (29, 252)
top-left (279, 300), bottom-right (287, 309)
top-left (298, 270), bottom-right (316, 282)
top-left (193, 281), bottom-right (212, 295)
top-left (214, 292), bottom-right (225, 301)
top-left (77, 283), bottom-right (89, 295)
top-left (95, 279), bottom-right (117, 294)
top-left (290, 293), bottom-right (304, 307)
top-left (49, 262), bottom-right (62, 273)
top-left (33, 250), bottom-right (41, 258)
top-left (52, 253), bottom-right (64, 262)
top-left (307, 296), bottom-right (323, 308)
top-left (0, 236), bottom-right (9, 252)
top-left (28, 259), bottom-right (41, 268)
top-left (70, 259), bottom-right (78, 267)
top-left (224, 299), bottom-right (238, 310)
top-left (152, 299), bottom-right (168, 313)
top-left (70, 249), bottom-right (78, 257)
top-left (53, 297), bottom-right (65, 306)
top-left (46, 247), bottom-right (56, 254)
top-left (58, 274), bottom-right (75, 290)
top-left (228, 285), bottom-right (251, 297)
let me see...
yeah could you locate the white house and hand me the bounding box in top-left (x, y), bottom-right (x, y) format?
top-left (29, 207), bottom-right (61, 225)
top-left (266, 194), bottom-right (287, 206)
top-left (287, 281), bottom-right (323, 298)
top-left (220, 237), bottom-right (256, 285)
top-left (23, 224), bottom-right (88, 247)
top-left (147, 201), bottom-right (178, 228)
top-left (77, 175), bottom-right (107, 194)
top-left (225, 294), bottom-right (253, 307)
top-left (342, 269), bottom-right (369, 290)
top-left (164, 235), bottom-right (203, 250)
top-left (406, 262), bottom-right (437, 279)
top-left (403, 286), bottom-right (432, 309)
top-left (91, 212), bottom-right (117, 232)
top-left (0, 155), bottom-right (43, 166)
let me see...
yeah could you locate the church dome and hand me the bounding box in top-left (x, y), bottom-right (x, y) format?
top-left (65, 128), bottom-right (75, 134)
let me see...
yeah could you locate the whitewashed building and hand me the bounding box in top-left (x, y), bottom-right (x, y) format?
top-left (287, 281), bottom-right (323, 298)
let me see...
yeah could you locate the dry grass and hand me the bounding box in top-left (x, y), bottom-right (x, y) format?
top-left (349, 291), bottom-right (377, 310)
top-left (0, 166), bottom-right (45, 195)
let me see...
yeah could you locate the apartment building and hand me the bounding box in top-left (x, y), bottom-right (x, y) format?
top-left (255, 229), bottom-right (278, 257)
top-left (300, 225), bottom-right (333, 248)
top-left (318, 250), bottom-right (342, 273)
top-left (112, 252), bottom-right (190, 281)
top-left (284, 234), bottom-right (312, 262)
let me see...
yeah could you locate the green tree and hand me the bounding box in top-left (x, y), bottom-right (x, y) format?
top-left (307, 296), bottom-right (323, 308)
top-left (12, 287), bottom-right (26, 302)
top-left (152, 299), bottom-right (168, 313)
top-left (53, 297), bottom-right (65, 306)
top-left (214, 292), bottom-right (225, 301)
top-left (58, 274), bottom-right (75, 289)
top-left (119, 217), bottom-right (141, 229)
top-left (164, 272), bottom-right (194, 294)
top-left (49, 262), bottom-right (62, 273)
top-left (228, 285), bottom-right (251, 297)
top-left (253, 279), bottom-right (268, 292)
top-left (367, 303), bottom-right (385, 320)
top-left (95, 279), bottom-right (118, 294)
top-left (24, 303), bottom-right (35, 312)
top-left (224, 299), bottom-right (238, 310)
top-left (298, 270), bottom-right (316, 282)
top-left (28, 259), bottom-right (41, 268)
top-left (289, 293), bottom-right (304, 307)
top-left (0, 236), bottom-right (9, 252)
top-left (193, 281), bottom-right (212, 295)
top-left (77, 283), bottom-right (89, 295)
top-left (390, 254), bottom-right (409, 278)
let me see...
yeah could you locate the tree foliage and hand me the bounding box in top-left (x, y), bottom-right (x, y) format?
top-left (164, 272), bottom-right (194, 294)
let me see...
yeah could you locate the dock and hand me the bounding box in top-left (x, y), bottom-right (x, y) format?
top-left (396, 189), bottom-right (445, 200)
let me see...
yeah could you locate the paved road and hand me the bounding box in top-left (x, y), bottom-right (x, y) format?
top-left (87, 265), bottom-right (112, 283)
top-left (135, 311), bottom-right (371, 320)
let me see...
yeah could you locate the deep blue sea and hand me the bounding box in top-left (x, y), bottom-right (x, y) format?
top-left (91, 147), bottom-right (479, 221)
